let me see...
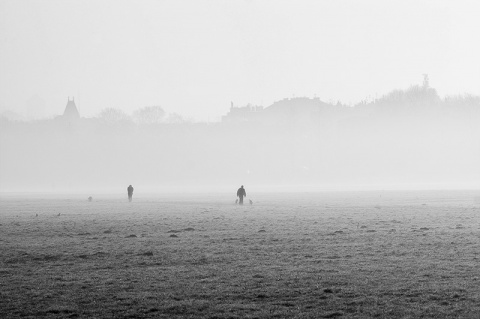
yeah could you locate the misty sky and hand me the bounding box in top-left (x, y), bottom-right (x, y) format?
top-left (1, 0), bottom-right (479, 121)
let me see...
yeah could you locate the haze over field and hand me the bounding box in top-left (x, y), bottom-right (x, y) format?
top-left (1, 80), bottom-right (479, 193)
top-left (1, 1), bottom-right (479, 193)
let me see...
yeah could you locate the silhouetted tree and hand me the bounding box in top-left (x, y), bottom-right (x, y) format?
top-left (444, 94), bottom-right (480, 115)
top-left (133, 106), bottom-right (165, 125)
top-left (98, 108), bottom-right (131, 125)
top-left (165, 112), bottom-right (187, 124)
top-left (370, 84), bottom-right (441, 111)
top-left (444, 94), bottom-right (480, 107)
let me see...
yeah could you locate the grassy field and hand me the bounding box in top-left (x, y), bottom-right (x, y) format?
top-left (1, 191), bottom-right (479, 318)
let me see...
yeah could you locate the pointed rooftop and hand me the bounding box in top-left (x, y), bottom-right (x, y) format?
top-left (63, 97), bottom-right (80, 120)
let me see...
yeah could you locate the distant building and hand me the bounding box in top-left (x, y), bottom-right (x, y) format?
top-left (62, 97), bottom-right (80, 120)
top-left (263, 97), bottom-right (328, 116)
top-left (222, 102), bottom-right (263, 122)
top-left (222, 97), bottom-right (341, 124)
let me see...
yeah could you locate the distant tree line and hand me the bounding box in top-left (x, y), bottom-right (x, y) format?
top-left (97, 106), bottom-right (188, 125)
top-left (1, 80), bottom-right (480, 124)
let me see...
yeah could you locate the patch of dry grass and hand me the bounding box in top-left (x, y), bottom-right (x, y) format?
top-left (1, 192), bottom-right (479, 318)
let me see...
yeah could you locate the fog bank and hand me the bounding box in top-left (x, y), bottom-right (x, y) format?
top-left (2, 85), bottom-right (479, 194)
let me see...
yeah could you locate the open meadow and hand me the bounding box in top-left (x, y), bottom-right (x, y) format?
top-left (1, 191), bottom-right (480, 318)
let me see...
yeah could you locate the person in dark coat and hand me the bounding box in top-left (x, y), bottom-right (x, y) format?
top-left (127, 185), bottom-right (134, 202)
top-left (237, 185), bottom-right (246, 205)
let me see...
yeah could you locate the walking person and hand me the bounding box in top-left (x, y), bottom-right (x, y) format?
top-left (127, 185), bottom-right (134, 202)
top-left (237, 185), bottom-right (246, 205)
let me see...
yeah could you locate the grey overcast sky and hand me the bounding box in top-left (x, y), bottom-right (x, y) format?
top-left (1, 0), bottom-right (479, 121)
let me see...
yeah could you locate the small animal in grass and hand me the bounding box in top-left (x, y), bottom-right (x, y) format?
top-left (88, 196), bottom-right (92, 202)
top-left (57, 213), bottom-right (61, 216)
top-left (249, 199), bottom-right (253, 205)
top-left (35, 213), bottom-right (38, 217)
top-left (235, 199), bottom-right (238, 205)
